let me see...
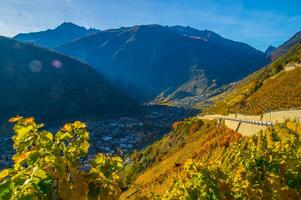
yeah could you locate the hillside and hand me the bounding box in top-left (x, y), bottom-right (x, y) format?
top-left (271, 30), bottom-right (301, 60)
top-left (119, 31), bottom-right (301, 199)
top-left (0, 36), bottom-right (139, 125)
top-left (56, 25), bottom-right (268, 103)
top-left (121, 118), bottom-right (301, 199)
top-left (14, 22), bottom-right (99, 48)
top-left (201, 41), bottom-right (301, 115)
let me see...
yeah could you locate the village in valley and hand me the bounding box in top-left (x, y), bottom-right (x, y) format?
top-left (87, 106), bottom-right (197, 156)
top-left (0, 106), bottom-right (197, 168)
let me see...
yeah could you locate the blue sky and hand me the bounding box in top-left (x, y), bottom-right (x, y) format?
top-left (0, 0), bottom-right (301, 51)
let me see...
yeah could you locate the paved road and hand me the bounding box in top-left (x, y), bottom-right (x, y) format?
top-left (197, 109), bottom-right (301, 135)
top-left (217, 117), bottom-right (273, 126)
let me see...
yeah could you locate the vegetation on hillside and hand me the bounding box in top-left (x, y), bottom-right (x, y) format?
top-left (121, 118), bottom-right (241, 198)
top-left (0, 116), bottom-right (123, 200)
top-left (162, 121), bottom-right (301, 199)
top-left (271, 30), bottom-right (301, 60)
top-left (122, 119), bottom-right (301, 199)
top-left (0, 36), bottom-right (140, 126)
top-left (120, 118), bottom-right (207, 188)
top-left (203, 43), bottom-right (301, 115)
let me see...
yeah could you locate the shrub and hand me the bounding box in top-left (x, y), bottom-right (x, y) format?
top-left (0, 116), bottom-right (123, 200)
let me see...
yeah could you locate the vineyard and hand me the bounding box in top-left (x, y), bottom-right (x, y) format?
top-left (1, 117), bottom-right (301, 199)
top-left (203, 43), bottom-right (301, 115)
top-left (230, 66), bottom-right (301, 114)
top-left (162, 120), bottom-right (301, 199)
top-left (0, 117), bottom-right (123, 200)
top-left (122, 119), bottom-right (301, 199)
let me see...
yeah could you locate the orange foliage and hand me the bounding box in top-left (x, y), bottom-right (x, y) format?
top-left (172, 121), bottom-right (183, 130)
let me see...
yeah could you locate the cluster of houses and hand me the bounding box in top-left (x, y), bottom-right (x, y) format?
top-left (87, 106), bottom-right (194, 155)
top-left (0, 106), bottom-right (196, 168)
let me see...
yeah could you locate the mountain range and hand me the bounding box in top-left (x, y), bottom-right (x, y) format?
top-left (0, 36), bottom-right (139, 125)
top-left (15, 23), bottom-right (269, 105)
top-left (14, 22), bottom-right (99, 49)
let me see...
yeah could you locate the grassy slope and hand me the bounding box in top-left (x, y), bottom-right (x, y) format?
top-left (202, 43), bottom-right (301, 115)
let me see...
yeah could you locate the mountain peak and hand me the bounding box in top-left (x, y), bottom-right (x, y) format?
top-left (57, 22), bottom-right (82, 29)
top-left (14, 22), bottom-right (99, 48)
top-left (56, 22), bottom-right (98, 32)
top-left (57, 24), bottom-right (268, 103)
top-left (265, 45), bottom-right (276, 57)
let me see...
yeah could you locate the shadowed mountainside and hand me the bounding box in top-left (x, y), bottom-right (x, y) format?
top-left (56, 25), bottom-right (269, 102)
top-left (0, 36), bottom-right (140, 125)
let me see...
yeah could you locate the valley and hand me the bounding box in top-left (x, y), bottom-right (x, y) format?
top-left (87, 105), bottom-right (198, 155)
top-left (0, 105), bottom-right (198, 169)
top-left (1, 2), bottom-right (301, 198)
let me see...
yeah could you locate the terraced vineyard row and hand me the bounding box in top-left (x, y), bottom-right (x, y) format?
top-left (204, 43), bottom-right (301, 115)
top-left (232, 67), bottom-right (301, 114)
top-left (121, 118), bottom-right (301, 199)
top-left (162, 121), bottom-right (301, 199)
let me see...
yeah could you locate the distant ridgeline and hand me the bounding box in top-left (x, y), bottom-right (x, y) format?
top-left (0, 36), bottom-right (140, 127)
top-left (14, 22), bottom-right (99, 49)
top-left (270, 30), bottom-right (301, 60)
top-left (15, 23), bottom-right (269, 104)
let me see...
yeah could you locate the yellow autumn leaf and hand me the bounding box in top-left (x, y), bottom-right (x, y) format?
top-left (112, 172), bottom-right (120, 181)
top-left (41, 130), bottom-right (53, 141)
top-left (0, 169), bottom-right (10, 180)
top-left (12, 152), bottom-right (31, 164)
top-left (73, 121), bottom-right (87, 129)
top-left (61, 123), bottom-right (73, 132)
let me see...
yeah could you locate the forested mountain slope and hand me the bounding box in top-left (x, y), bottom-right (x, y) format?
top-left (0, 36), bottom-right (139, 125)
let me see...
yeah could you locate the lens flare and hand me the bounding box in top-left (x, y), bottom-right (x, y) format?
top-left (52, 60), bottom-right (63, 68)
top-left (29, 60), bottom-right (42, 72)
